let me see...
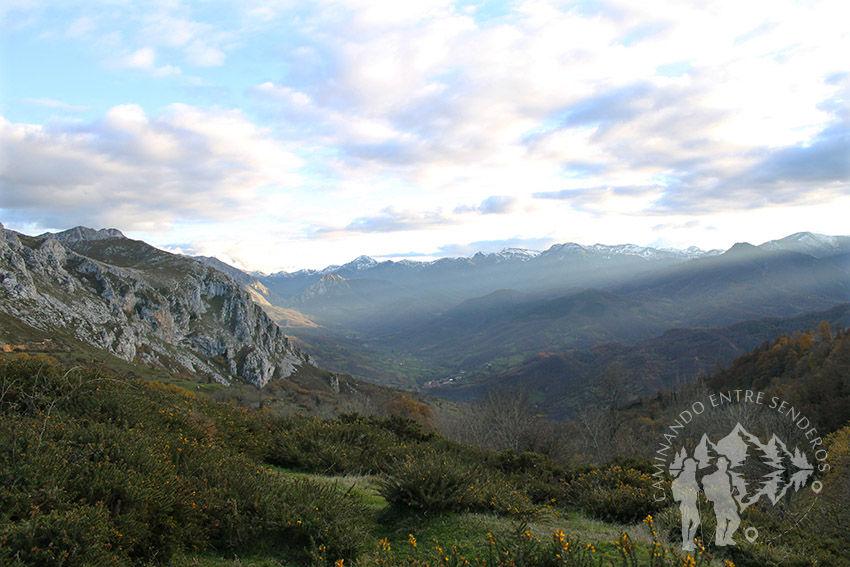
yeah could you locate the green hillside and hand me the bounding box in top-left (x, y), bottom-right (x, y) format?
top-left (2, 351), bottom-right (848, 566)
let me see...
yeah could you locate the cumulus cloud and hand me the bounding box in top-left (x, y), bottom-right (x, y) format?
top-left (0, 105), bottom-right (302, 231)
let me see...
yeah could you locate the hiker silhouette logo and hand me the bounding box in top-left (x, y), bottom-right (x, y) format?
top-left (668, 423), bottom-right (815, 550)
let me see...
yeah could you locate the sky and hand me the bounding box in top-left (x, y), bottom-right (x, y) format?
top-left (1, 0), bottom-right (848, 273)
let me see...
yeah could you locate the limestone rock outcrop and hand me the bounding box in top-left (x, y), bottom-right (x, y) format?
top-left (0, 223), bottom-right (305, 386)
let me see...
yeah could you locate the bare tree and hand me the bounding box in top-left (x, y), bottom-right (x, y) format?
top-left (437, 385), bottom-right (550, 454)
top-left (572, 365), bottom-right (639, 463)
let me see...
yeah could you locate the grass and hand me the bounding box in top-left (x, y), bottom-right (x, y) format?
top-left (167, 554), bottom-right (289, 566)
top-left (269, 464), bottom-right (642, 550)
top-left (264, 469), bottom-right (737, 567)
top-left (273, 469), bottom-right (388, 512)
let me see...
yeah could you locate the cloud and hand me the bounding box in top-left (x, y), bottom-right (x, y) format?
top-left (244, 0), bottom-right (848, 218)
top-left (534, 185), bottom-right (663, 214)
top-left (138, 10), bottom-right (231, 67)
top-left (331, 206), bottom-right (453, 234)
top-left (454, 195), bottom-right (519, 215)
top-left (735, 122), bottom-right (850, 187)
top-left (533, 83), bottom-right (850, 217)
top-left (5, 0), bottom-right (850, 270)
top-left (65, 15), bottom-right (95, 38)
top-left (435, 237), bottom-right (557, 257)
top-left (652, 220), bottom-right (703, 231)
top-left (20, 2), bottom-right (236, 76)
top-left (652, 113), bottom-right (850, 214)
top-left (0, 105), bottom-right (302, 231)
top-left (21, 98), bottom-right (89, 112)
top-left (112, 47), bottom-right (182, 77)
top-left (317, 194), bottom-right (521, 237)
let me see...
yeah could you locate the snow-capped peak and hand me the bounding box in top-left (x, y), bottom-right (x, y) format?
top-left (496, 248), bottom-right (541, 260)
top-left (759, 232), bottom-right (849, 258)
top-left (344, 255), bottom-right (378, 271)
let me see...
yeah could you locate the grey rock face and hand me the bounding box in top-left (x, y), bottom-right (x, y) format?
top-left (0, 223), bottom-right (305, 386)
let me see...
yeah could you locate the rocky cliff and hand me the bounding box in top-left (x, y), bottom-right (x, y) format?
top-left (0, 224), bottom-right (306, 386)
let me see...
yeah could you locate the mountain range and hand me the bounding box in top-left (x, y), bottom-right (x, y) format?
top-left (236, 232), bottom-right (850, 391)
top-left (3, 224), bottom-right (849, 415)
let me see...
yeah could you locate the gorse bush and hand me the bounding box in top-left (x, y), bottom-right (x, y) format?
top-left (377, 450), bottom-right (483, 513)
top-left (0, 355), bottom-right (553, 565)
top-left (262, 411), bottom-right (445, 477)
top-left (0, 503), bottom-right (121, 567)
top-left (564, 465), bottom-right (668, 524)
top-left (266, 414), bottom-right (412, 474)
top-left (375, 445), bottom-right (540, 516)
top-left (493, 450), bottom-right (571, 505)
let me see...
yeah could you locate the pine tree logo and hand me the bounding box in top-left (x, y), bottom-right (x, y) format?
top-left (669, 423), bottom-right (814, 551)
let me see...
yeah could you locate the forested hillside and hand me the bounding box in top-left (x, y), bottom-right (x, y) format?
top-left (707, 322), bottom-right (850, 433)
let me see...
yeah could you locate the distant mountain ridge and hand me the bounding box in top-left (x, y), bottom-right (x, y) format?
top-left (258, 239), bottom-right (721, 295)
top-left (186, 231), bottom-right (849, 389)
top-left (258, 232), bottom-right (846, 282)
top-left (760, 232), bottom-right (850, 258)
top-left (245, 233), bottom-right (847, 325)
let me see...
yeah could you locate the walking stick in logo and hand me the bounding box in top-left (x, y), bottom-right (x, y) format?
top-left (669, 423), bottom-right (815, 550)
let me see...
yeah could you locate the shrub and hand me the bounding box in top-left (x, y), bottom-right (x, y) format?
top-left (377, 450), bottom-right (534, 516)
top-left (0, 503), bottom-right (122, 567)
top-left (377, 451), bottom-right (478, 513)
top-left (495, 450), bottom-right (570, 505)
top-left (564, 466), bottom-right (668, 524)
top-left (266, 415), bottom-right (410, 474)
